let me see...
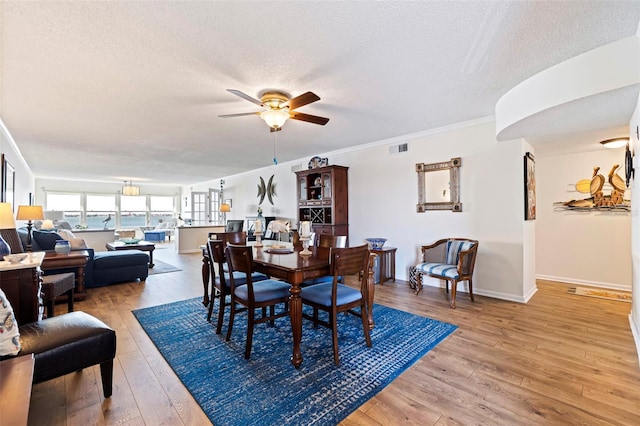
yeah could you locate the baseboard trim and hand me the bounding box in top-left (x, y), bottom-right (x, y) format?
top-left (536, 274), bottom-right (631, 292)
top-left (629, 313), bottom-right (640, 367)
top-left (417, 281), bottom-right (531, 304)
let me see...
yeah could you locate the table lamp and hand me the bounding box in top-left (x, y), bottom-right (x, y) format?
top-left (16, 205), bottom-right (44, 251)
top-left (0, 202), bottom-right (16, 259)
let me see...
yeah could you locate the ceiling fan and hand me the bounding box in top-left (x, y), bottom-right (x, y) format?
top-left (219, 89), bottom-right (330, 132)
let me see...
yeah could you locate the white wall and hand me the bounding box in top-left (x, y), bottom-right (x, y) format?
top-left (192, 118), bottom-right (536, 303)
top-left (536, 149), bottom-right (631, 290)
top-left (0, 119), bottom-right (35, 208)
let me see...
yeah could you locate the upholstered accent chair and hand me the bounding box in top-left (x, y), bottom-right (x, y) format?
top-left (413, 238), bottom-right (479, 309)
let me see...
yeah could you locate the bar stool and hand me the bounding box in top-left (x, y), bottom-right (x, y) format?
top-left (41, 272), bottom-right (75, 318)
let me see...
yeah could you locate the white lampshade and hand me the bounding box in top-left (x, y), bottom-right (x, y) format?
top-left (220, 203), bottom-right (231, 213)
top-left (0, 203), bottom-right (16, 229)
top-left (260, 109), bottom-right (290, 129)
top-left (122, 180), bottom-right (140, 196)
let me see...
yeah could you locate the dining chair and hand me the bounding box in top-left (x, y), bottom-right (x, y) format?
top-left (301, 234), bottom-right (347, 286)
top-left (206, 239), bottom-right (268, 333)
top-left (316, 234), bottom-right (347, 249)
top-left (300, 244), bottom-right (372, 365)
top-left (208, 231), bottom-right (246, 272)
top-left (225, 244), bottom-right (291, 359)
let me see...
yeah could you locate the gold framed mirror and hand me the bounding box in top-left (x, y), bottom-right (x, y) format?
top-left (416, 157), bottom-right (461, 212)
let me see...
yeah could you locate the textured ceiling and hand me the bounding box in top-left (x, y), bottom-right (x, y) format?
top-left (1, 1), bottom-right (639, 185)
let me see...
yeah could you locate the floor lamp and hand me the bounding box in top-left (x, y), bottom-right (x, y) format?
top-left (220, 202), bottom-right (231, 225)
top-left (16, 205), bottom-right (44, 251)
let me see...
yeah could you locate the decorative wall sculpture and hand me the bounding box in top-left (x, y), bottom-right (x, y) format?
top-left (257, 175), bottom-right (277, 205)
top-left (554, 163), bottom-right (630, 213)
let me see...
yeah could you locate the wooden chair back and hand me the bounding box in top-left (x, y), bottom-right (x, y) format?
top-left (225, 244), bottom-right (254, 281)
top-left (317, 234), bottom-right (347, 248)
top-left (331, 244), bottom-right (370, 283)
top-left (208, 231), bottom-right (246, 246)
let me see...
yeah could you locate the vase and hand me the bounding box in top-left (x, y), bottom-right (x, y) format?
top-left (0, 235), bottom-right (10, 260)
top-left (54, 240), bottom-right (71, 255)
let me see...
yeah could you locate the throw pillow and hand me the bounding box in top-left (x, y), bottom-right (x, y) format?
top-left (33, 230), bottom-right (64, 251)
top-left (57, 229), bottom-right (87, 250)
top-left (68, 238), bottom-right (88, 250)
top-left (0, 289), bottom-right (20, 356)
top-left (57, 229), bottom-right (76, 239)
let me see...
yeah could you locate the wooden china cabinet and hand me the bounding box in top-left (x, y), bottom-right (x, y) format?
top-left (295, 165), bottom-right (349, 237)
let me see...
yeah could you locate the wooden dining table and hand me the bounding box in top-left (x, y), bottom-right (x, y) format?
top-left (251, 245), bottom-right (376, 368)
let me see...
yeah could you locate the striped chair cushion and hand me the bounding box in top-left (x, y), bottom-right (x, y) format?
top-left (415, 262), bottom-right (460, 280)
top-left (445, 240), bottom-right (474, 265)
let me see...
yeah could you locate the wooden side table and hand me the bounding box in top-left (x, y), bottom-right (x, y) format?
top-left (41, 250), bottom-right (90, 301)
top-left (370, 247), bottom-right (397, 284)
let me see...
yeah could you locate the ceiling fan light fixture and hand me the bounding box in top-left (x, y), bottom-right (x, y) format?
top-left (260, 109), bottom-right (290, 130)
top-left (600, 137), bottom-right (629, 149)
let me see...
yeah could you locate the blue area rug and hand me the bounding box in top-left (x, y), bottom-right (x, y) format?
top-left (133, 297), bottom-right (457, 425)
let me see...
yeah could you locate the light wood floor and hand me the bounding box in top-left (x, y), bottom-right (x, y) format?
top-left (27, 244), bottom-right (640, 425)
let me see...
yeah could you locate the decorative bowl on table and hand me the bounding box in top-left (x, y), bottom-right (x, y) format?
top-left (4, 253), bottom-right (28, 264)
top-left (120, 238), bottom-right (141, 244)
top-left (365, 238), bottom-right (387, 250)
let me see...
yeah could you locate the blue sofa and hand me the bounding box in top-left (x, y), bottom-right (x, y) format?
top-left (17, 228), bottom-right (149, 287)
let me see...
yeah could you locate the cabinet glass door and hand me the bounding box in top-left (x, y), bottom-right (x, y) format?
top-left (299, 177), bottom-right (307, 201)
top-left (322, 173), bottom-right (332, 199)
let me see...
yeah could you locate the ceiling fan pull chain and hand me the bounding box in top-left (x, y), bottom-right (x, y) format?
top-left (273, 132), bottom-right (278, 165)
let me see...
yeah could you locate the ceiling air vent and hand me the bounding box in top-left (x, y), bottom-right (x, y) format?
top-left (389, 142), bottom-right (408, 155)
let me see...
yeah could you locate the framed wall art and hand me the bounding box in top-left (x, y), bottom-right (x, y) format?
top-left (524, 152), bottom-right (536, 220)
top-left (1, 154), bottom-right (15, 210)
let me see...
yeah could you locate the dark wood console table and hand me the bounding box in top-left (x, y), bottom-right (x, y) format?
top-left (41, 250), bottom-right (89, 301)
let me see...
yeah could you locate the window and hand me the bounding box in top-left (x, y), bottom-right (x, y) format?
top-left (150, 196), bottom-right (175, 226)
top-left (121, 195), bottom-right (147, 228)
top-left (209, 189), bottom-right (222, 225)
top-left (45, 193), bottom-right (83, 227)
top-left (191, 192), bottom-right (207, 225)
top-left (86, 194), bottom-right (116, 229)
top-left (44, 191), bottom-right (177, 229)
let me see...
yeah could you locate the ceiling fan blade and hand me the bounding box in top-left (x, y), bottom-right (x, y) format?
top-left (282, 91), bottom-right (320, 110)
top-left (218, 112), bottom-right (261, 118)
top-left (227, 89), bottom-right (263, 106)
top-left (289, 111), bottom-right (330, 125)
